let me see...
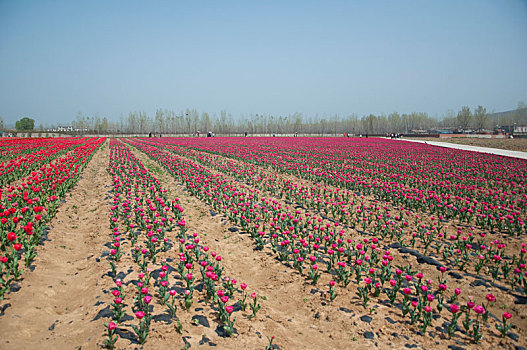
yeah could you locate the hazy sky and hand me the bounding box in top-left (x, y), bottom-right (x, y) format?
top-left (1, 0), bottom-right (526, 126)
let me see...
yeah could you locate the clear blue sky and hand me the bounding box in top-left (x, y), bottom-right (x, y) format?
top-left (1, 0), bottom-right (526, 126)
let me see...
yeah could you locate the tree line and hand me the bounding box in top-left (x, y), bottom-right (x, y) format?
top-left (70, 109), bottom-right (438, 135)
top-left (70, 103), bottom-right (526, 135)
top-left (2, 102), bottom-right (526, 135)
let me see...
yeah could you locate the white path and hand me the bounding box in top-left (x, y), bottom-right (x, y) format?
top-left (396, 138), bottom-right (527, 160)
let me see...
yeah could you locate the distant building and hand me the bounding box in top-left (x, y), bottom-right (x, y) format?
top-left (57, 125), bottom-right (73, 132)
top-left (410, 129), bottom-right (428, 134)
top-left (46, 126), bottom-right (75, 132)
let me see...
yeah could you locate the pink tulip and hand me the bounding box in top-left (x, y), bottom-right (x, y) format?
top-left (424, 306), bottom-right (432, 313)
top-left (474, 305), bottom-right (485, 314)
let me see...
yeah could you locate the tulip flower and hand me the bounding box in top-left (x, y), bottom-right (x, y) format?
top-left (496, 312), bottom-right (513, 337)
top-left (104, 322), bottom-right (118, 349)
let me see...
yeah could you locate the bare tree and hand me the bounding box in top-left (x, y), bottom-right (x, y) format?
top-left (155, 109), bottom-right (165, 133)
top-left (293, 112), bottom-right (303, 134)
top-left (473, 105), bottom-right (487, 131)
top-left (200, 112), bottom-right (211, 134)
top-left (516, 101), bottom-right (527, 124)
top-left (191, 109), bottom-right (199, 134)
top-left (457, 106), bottom-right (472, 130)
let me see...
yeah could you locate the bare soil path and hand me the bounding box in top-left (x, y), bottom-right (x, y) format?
top-left (0, 141), bottom-right (112, 350)
top-left (402, 138), bottom-right (527, 158)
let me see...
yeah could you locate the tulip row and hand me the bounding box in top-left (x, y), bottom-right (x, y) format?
top-left (0, 137), bottom-right (90, 189)
top-left (125, 138), bottom-right (522, 345)
top-left (0, 137), bottom-right (69, 160)
top-left (104, 139), bottom-right (261, 347)
top-left (0, 137), bottom-right (105, 299)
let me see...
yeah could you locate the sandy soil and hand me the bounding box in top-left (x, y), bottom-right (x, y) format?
top-left (407, 138), bottom-right (527, 152)
top-left (0, 138), bottom-right (524, 350)
top-left (0, 141), bottom-right (112, 349)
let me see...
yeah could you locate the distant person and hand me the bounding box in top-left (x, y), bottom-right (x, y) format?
top-left (244, 131), bottom-right (248, 137)
top-left (197, 130), bottom-right (200, 137)
top-left (149, 132), bottom-right (152, 138)
top-left (207, 131), bottom-right (212, 137)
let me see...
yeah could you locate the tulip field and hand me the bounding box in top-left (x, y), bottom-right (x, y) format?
top-left (0, 137), bottom-right (104, 296)
top-left (0, 136), bottom-right (526, 349)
